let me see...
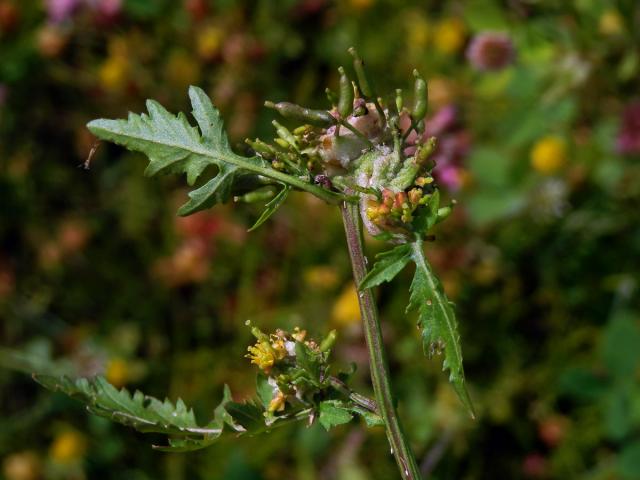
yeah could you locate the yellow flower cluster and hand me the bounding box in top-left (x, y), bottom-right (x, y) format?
top-left (50, 430), bottom-right (86, 464)
top-left (366, 187), bottom-right (430, 229)
top-left (530, 136), bottom-right (567, 175)
top-left (245, 327), bottom-right (306, 373)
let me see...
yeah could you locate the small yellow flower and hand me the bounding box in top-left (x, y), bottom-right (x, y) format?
top-left (304, 266), bottom-right (339, 290)
top-left (99, 55), bottom-right (130, 93)
top-left (50, 430), bottom-right (86, 464)
top-left (530, 136), bottom-right (567, 175)
top-left (165, 51), bottom-right (201, 90)
top-left (406, 13), bottom-right (430, 49)
top-left (599, 9), bottom-right (624, 36)
top-left (105, 357), bottom-right (129, 388)
top-left (331, 284), bottom-right (361, 328)
top-left (246, 341), bottom-right (276, 372)
top-left (433, 18), bottom-right (466, 55)
top-left (197, 25), bottom-right (223, 60)
top-left (269, 336), bottom-right (287, 361)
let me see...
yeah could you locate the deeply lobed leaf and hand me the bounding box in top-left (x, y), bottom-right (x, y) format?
top-left (87, 86), bottom-right (264, 216)
top-left (359, 243), bottom-right (412, 290)
top-left (408, 240), bottom-right (475, 418)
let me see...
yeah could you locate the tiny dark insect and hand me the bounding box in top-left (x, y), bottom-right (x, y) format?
top-left (79, 140), bottom-right (101, 170)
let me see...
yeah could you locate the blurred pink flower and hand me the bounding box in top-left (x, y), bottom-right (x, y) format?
top-left (436, 165), bottom-right (464, 191)
top-left (93, 0), bottom-right (122, 17)
top-left (466, 32), bottom-right (515, 71)
top-left (400, 104), bottom-right (471, 190)
top-left (425, 104), bottom-right (458, 136)
top-left (616, 101), bottom-right (640, 154)
top-left (45, 0), bottom-right (81, 22)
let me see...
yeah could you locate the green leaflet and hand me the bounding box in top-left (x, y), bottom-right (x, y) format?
top-left (87, 86), bottom-right (256, 216)
top-left (358, 243), bottom-right (412, 290)
top-left (87, 86), bottom-right (340, 216)
top-left (33, 375), bottom-right (286, 452)
top-left (33, 374), bottom-right (220, 436)
top-left (408, 240), bottom-right (475, 418)
top-left (318, 400), bottom-right (354, 430)
top-left (247, 184), bottom-right (291, 232)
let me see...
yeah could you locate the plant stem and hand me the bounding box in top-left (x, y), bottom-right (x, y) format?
top-left (340, 201), bottom-right (423, 480)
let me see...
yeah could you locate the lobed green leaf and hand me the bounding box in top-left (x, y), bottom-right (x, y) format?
top-left (359, 243), bottom-right (412, 290)
top-left (318, 400), bottom-right (354, 430)
top-left (408, 240), bottom-right (475, 418)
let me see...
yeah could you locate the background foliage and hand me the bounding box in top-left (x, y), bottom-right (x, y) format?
top-left (1, 0), bottom-right (639, 479)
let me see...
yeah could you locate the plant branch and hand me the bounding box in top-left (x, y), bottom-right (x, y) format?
top-left (340, 201), bottom-right (423, 480)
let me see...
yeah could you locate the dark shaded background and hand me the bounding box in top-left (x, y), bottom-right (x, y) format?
top-left (1, 1), bottom-right (639, 479)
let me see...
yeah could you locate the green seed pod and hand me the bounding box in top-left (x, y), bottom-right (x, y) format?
top-left (235, 188), bottom-right (275, 203)
top-left (320, 329), bottom-right (337, 352)
top-left (416, 136), bottom-right (437, 164)
top-left (245, 138), bottom-right (276, 159)
top-left (436, 206), bottom-right (452, 221)
top-left (395, 89), bottom-right (403, 112)
top-left (337, 66), bottom-right (353, 118)
top-left (264, 101), bottom-right (336, 127)
top-left (274, 138), bottom-right (290, 149)
top-left (250, 325), bottom-right (270, 343)
top-left (348, 47), bottom-right (374, 98)
top-left (272, 120), bottom-right (298, 149)
top-left (411, 69), bottom-right (428, 123)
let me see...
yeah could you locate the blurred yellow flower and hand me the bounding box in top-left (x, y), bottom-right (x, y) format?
top-left (406, 13), bottom-right (430, 49)
top-left (50, 430), bottom-right (87, 464)
top-left (99, 55), bottom-right (130, 93)
top-left (304, 265), bottom-right (340, 290)
top-left (197, 25), bottom-right (224, 60)
top-left (165, 51), bottom-right (201, 90)
top-left (433, 18), bottom-right (466, 55)
top-left (599, 9), bottom-right (624, 36)
top-left (105, 357), bottom-right (129, 388)
top-left (331, 284), bottom-right (361, 327)
top-left (530, 136), bottom-right (567, 175)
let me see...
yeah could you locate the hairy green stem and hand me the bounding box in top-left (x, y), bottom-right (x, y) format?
top-left (340, 201), bottom-right (423, 480)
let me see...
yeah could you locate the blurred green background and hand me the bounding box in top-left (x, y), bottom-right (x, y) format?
top-left (1, 0), bottom-right (639, 479)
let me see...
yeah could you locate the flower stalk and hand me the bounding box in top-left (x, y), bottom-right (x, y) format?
top-left (341, 200), bottom-right (423, 480)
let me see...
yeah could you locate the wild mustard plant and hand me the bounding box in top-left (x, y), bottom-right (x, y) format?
top-left (35, 49), bottom-right (473, 480)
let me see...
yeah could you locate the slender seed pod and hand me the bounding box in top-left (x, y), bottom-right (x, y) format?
top-left (436, 206), bottom-right (453, 222)
top-left (250, 325), bottom-right (270, 343)
top-left (337, 66), bottom-right (353, 118)
top-left (348, 47), bottom-right (374, 98)
top-left (272, 120), bottom-right (298, 148)
top-left (395, 89), bottom-right (403, 112)
top-left (411, 69), bottom-right (428, 123)
top-left (264, 101), bottom-right (336, 127)
top-left (245, 138), bottom-right (276, 158)
top-left (235, 188), bottom-right (276, 203)
top-left (416, 136), bottom-right (437, 164)
top-left (320, 329), bottom-right (337, 352)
